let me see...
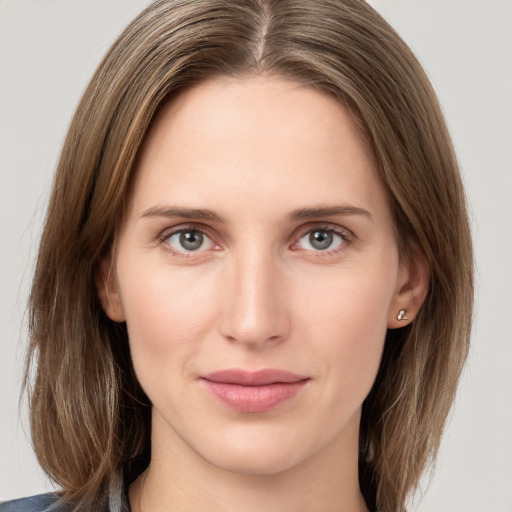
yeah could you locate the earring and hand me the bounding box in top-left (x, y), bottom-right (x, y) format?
top-left (397, 309), bottom-right (408, 321)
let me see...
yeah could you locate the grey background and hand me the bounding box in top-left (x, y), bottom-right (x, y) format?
top-left (1, 1), bottom-right (511, 510)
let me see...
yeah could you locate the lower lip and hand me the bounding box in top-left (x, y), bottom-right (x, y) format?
top-left (201, 379), bottom-right (308, 413)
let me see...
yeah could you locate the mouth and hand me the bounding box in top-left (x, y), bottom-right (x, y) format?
top-left (200, 369), bottom-right (310, 413)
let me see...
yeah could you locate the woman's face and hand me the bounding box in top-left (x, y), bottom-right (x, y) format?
top-left (101, 76), bottom-right (412, 476)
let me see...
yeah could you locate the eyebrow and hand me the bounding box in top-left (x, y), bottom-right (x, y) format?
top-left (140, 206), bottom-right (225, 223)
top-left (288, 205), bottom-right (373, 222)
top-left (140, 204), bottom-right (373, 223)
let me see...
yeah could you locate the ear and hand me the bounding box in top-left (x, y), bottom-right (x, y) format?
top-left (387, 245), bottom-right (430, 329)
top-left (95, 256), bottom-right (126, 322)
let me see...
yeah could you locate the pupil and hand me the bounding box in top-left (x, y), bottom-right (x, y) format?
top-left (309, 230), bottom-right (332, 250)
top-left (180, 231), bottom-right (203, 251)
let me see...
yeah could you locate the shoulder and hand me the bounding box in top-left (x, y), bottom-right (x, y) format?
top-left (0, 494), bottom-right (64, 512)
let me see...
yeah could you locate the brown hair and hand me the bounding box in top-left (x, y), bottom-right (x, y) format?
top-left (26, 1), bottom-right (473, 511)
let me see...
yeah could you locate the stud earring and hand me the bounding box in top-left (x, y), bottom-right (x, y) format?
top-left (397, 309), bottom-right (408, 321)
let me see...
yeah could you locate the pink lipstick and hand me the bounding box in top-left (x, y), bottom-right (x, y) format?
top-left (201, 369), bottom-right (309, 413)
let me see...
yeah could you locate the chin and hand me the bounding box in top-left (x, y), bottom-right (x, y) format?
top-left (208, 449), bottom-right (303, 477)
top-left (194, 426), bottom-right (315, 477)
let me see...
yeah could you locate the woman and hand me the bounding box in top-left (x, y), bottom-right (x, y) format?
top-left (0, 0), bottom-right (473, 511)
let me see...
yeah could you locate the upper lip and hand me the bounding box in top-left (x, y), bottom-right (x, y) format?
top-left (202, 369), bottom-right (309, 386)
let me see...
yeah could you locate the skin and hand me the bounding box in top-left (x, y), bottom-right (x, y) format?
top-left (99, 76), bottom-right (428, 512)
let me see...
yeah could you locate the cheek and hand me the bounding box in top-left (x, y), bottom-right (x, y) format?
top-left (296, 264), bottom-right (396, 397)
top-left (117, 262), bottom-right (219, 379)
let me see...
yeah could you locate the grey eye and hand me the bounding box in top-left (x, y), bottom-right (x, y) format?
top-left (309, 230), bottom-right (333, 250)
top-left (298, 229), bottom-right (344, 251)
top-left (179, 231), bottom-right (204, 251)
top-left (167, 230), bottom-right (213, 252)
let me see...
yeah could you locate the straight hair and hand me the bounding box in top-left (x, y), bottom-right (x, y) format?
top-left (26, 1), bottom-right (473, 511)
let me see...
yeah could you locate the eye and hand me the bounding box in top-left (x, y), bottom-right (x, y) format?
top-left (164, 229), bottom-right (216, 253)
top-left (297, 228), bottom-right (346, 252)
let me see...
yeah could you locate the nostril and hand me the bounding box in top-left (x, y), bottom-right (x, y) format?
top-left (218, 260), bottom-right (291, 346)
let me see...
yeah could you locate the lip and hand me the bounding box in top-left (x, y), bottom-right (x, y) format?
top-left (200, 369), bottom-right (310, 413)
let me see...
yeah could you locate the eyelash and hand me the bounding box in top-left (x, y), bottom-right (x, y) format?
top-left (158, 224), bottom-right (218, 260)
top-left (291, 225), bottom-right (353, 257)
top-left (158, 223), bottom-right (353, 259)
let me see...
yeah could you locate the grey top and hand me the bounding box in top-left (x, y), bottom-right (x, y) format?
top-left (0, 495), bottom-right (60, 512)
top-left (0, 474), bottom-right (129, 512)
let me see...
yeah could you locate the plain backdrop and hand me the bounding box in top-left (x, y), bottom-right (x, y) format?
top-left (1, 1), bottom-right (511, 510)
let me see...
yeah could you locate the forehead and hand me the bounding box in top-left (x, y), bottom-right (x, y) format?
top-left (128, 76), bottom-right (387, 222)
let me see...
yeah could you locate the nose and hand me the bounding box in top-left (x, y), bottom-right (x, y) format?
top-left (219, 248), bottom-right (291, 348)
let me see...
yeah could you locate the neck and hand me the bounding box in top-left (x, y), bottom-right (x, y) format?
top-left (129, 410), bottom-right (368, 512)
